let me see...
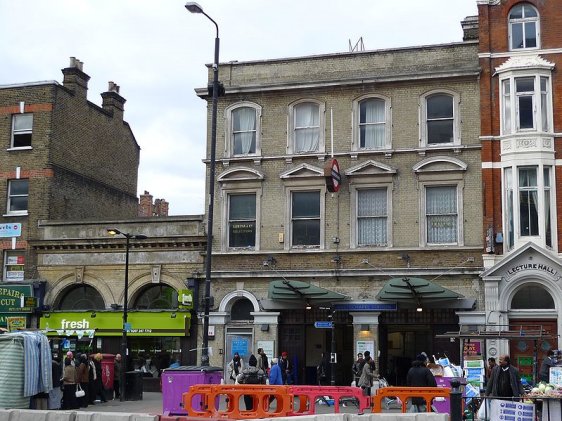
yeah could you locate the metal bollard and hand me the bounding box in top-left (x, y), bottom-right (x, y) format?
top-left (450, 379), bottom-right (462, 421)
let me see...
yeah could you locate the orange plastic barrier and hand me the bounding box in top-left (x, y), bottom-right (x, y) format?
top-left (372, 386), bottom-right (451, 413)
top-left (287, 385), bottom-right (371, 415)
top-left (182, 384), bottom-right (292, 419)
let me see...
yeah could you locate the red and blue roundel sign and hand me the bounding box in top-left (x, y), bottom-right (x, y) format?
top-left (324, 158), bottom-right (341, 193)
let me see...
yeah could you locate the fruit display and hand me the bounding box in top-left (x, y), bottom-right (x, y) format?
top-left (526, 381), bottom-right (562, 398)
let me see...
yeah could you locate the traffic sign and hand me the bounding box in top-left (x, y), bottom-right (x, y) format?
top-left (314, 321), bottom-right (333, 328)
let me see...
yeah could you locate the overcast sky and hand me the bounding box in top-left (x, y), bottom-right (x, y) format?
top-left (0, 0), bottom-right (478, 215)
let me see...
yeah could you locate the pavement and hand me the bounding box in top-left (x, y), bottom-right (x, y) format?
top-left (74, 392), bottom-right (403, 416)
top-left (75, 393), bottom-right (163, 415)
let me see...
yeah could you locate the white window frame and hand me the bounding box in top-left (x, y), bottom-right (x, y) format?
top-left (419, 181), bottom-right (464, 247)
top-left (419, 90), bottom-right (460, 147)
top-left (502, 163), bottom-right (555, 252)
top-left (350, 184), bottom-right (392, 248)
top-left (3, 250), bottom-right (25, 282)
top-left (7, 179), bottom-right (29, 216)
top-left (226, 192), bottom-right (258, 250)
top-left (508, 3), bottom-right (540, 51)
top-left (352, 94), bottom-right (391, 151)
top-left (285, 186), bottom-right (325, 250)
top-left (224, 102), bottom-right (262, 158)
top-left (500, 72), bottom-right (552, 135)
top-left (287, 99), bottom-right (325, 155)
top-left (11, 113), bottom-right (33, 149)
top-left (220, 186), bottom-right (261, 252)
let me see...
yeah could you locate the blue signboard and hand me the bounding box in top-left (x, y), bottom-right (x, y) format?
top-left (314, 321), bottom-right (333, 328)
top-left (333, 303), bottom-right (397, 311)
top-left (232, 338), bottom-right (249, 356)
top-left (0, 223), bottom-right (21, 237)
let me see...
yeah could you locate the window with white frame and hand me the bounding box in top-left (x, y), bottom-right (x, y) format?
top-left (289, 101), bottom-right (324, 154)
top-left (11, 114), bottom-right (33, 148)
top-left (503, 165), bottom-right (554, 251)
top-left (225, 103), bottom-right (261, 157)
top-left (420, 91), bottom-right (459, 146)
top-left (7, 179), bottom-right (29, 214)
top-left (3, 250), bottom-right (25, 281)
top-left (291, 190), bottom-right (321, 247)
top-left (425, 185), bottom-right (458, 244)
top-left (228, 193), bottom-right (256, 248)
top-left (509, 3), bottom-right (539, 50)
top-left (356, 188), bottom-right (388, 246)
top-left (501, 75), bottom-right (551, 134)
top-left (355, 97), bottom-right (389, 150)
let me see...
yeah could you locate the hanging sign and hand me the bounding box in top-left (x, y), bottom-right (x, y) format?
top-left (324, 158), bottom-right (341, 192)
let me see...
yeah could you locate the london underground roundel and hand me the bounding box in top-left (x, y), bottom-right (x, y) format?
top-left (324, 158), bottom-right (341, 193)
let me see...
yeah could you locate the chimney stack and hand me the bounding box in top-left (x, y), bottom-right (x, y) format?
top-left (62, 57), bottom-right (90, 99)
top-left (101, 81), bottom-right (126, 120)
top-left (461, 15), bottom-right (479, 41)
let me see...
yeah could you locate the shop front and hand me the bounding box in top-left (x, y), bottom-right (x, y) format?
top-left (39, 310), bottom-right (191, 377)
top-left (0, 284), bottom-right (35, 331)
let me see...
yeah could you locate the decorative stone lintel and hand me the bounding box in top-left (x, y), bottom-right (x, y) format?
top-left (209, 312), bottom-right (229, 325)
top-left (350, 312), bottom-right (381, 325)
top-left (251, 311), bottom-right (280, 325)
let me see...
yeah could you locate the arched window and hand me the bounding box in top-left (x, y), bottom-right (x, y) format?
top-left (230, 298), bottom-right (254, 321)
top-left (288, 100), bottom-right (325, 154)
top-left (511, 285), bottom-right (554, 309)
top-left (57, 285), bottom-right (105, 310)
top-left (509, 3), bottom-right (539, 50)
top-left (225, 102), bottom-right (261, 158)
top-left (132, 284), bottom-right (178, 310)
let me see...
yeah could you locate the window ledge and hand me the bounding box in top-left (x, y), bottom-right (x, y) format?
top-left (7, 146), bottom-right (33, 151)
top-left (3, 212), bottom-right (29, 217)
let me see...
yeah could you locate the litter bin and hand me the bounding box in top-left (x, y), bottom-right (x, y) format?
top-left (161, 365), bottom-right (223, 415)
top-left (125, 371), bottom-right (143, 401)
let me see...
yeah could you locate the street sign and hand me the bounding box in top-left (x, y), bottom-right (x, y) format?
top-left (314, 321), bottom-right (333, 328)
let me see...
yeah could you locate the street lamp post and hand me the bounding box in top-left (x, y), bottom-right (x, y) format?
top-left (107, 228), bottom-right (147, 401)
top-left (185, 1), bottom-right (220, 367)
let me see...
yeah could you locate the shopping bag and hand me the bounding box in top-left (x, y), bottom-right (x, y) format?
top-left (75, 384), bottom-right (85, 398)
top-left (477, 399), bottom-right (490, 420)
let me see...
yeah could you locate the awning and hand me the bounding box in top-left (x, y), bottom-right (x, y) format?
top-left (268, 280), bottom-right (350, 304)
top-left (376, 277), bottom-right (464, 307)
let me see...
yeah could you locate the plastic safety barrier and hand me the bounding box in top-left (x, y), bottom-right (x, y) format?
top-left (371, 386), bottom-right (450, 413)
top-left (182, 384), bottom-right (292, 419)
top-left (287, 385), bottom-right (371, 415)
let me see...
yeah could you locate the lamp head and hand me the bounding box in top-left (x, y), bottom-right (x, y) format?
top-left (416, 307), bottom-right (423, 312)
top-left (107, 228), bottom-right (121, 236)
top-left (185, 2), bottom-right (204, 13)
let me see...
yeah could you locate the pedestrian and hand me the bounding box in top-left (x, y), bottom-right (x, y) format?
top-left (317, 352), bottom-right (330, 385)
top-left (485, 357), bottom-right (496, 386)
top-left (236, 354), bottom-right (266, 410)
top-left (352, 352), bottom-right (364, 386)
top-left (88, 354), bottom-right (97, 404)
top-left (539, 350), bottom-right (558, 382)
top-left (406, 353), bottom-right (437, 412)
top-left (48, 355), bottom-right (63, 409)
top-left (358, 358), bottom-right (377, 396)
top-left (114, 353), bottom-right (122, 400)
top-left (486, 354), bottom-right (524, 399)
top-left (93, 353), bottom-right (107, 402)
top-left (76, 354), bottom-right (90, 408)
top-left (227, 352), bottom-right (244, 384)
top-left (278, 351), bottom-right (292, 384)
top-left (269, 358), bottom-right (283, 385)
top-left (256, 348), bottom-right (269, 374)
top-left (61, 357), bottom-right (79, 409)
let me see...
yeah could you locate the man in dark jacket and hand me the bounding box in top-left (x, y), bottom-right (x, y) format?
top-left (486, 355), bottom-right (524, 398)
top-left (236, 354), bottom-right (266, 410)
top-left (406, 353), bottom-right (437, 412)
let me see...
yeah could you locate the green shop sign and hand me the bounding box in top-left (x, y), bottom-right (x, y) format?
top-left (0, 313), bottom-right (27, 328)
top-left (40, 311), bottom-right (190, 337)
top-left (0, 285), bottom-right (33, 313)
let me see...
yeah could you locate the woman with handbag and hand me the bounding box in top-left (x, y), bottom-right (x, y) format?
top-left (76, 354), bottom-right (90, 408)
top-left (62, 356), bottom-right (79, 409)
top-left (227, 352), bottom-right (243, 384)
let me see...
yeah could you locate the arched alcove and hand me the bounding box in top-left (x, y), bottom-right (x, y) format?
top-left (131, 284), bottom-right (178, 309)
top-left (57, 284), bottom-right (105, 310)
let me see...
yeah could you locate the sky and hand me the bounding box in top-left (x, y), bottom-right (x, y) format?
top-left (0, 0), bottom-right (478, 215)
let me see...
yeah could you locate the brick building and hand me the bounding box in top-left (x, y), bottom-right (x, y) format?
top-left (31, 217), bottom-right (205, 377)
top-left (138, 190), bottom-right (169, 217)
top-left (479, 0), bottom-right (562, 381)
top-left (0, 58), bottom-right (139, 330)
top-left (195, 19), bottom-right (484, 384)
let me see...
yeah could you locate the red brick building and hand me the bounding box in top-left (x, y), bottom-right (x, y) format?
top-left (479, 0), bottom-right (562, 380)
